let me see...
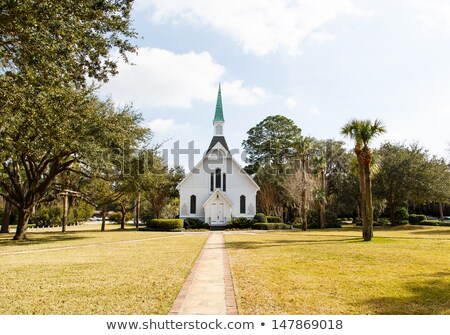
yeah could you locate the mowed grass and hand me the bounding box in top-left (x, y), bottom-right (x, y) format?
top-left (0, 228), bottom-right (208, 314)
top-left (225, 226), bottom-right (450, 315)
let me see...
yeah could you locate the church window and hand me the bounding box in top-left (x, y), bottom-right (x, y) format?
top-left (240, 195), bottom-right (246, 214)
top-left (223, 173), bottom-right (226, 192)
top-left (210, 173), bottom-right (214, 192)
top-left (215, 168), bottom-right (221, 189)
top-left (190, 195), bottom-right (196, 214)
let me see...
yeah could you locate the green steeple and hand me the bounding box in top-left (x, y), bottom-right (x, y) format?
top-left (213, 84), bottom-right (224, 122)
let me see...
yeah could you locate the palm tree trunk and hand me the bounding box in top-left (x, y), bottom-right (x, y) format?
top-left (319, 169), bottom-right (326, 229)
top-left (356, 155), bottom-right (368, 239)
top-left (363, 162), bottom-right (373, 241)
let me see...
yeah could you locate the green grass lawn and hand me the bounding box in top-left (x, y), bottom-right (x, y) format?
top-left (0, 227), bottom-right (208, 314)
top-left (225, 226), bottom-right (450, 315)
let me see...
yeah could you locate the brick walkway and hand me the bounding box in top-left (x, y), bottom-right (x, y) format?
top-left (169, 232), bottom-right (238, 315)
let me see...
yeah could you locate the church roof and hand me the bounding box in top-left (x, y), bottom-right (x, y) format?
top-left (207, 136), bottom-right (230, 154)
top-left (213, 84), bottom-right (224, 122)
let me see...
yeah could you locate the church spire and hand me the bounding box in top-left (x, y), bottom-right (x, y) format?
top-left (213, 84), bottom-right (225, 122)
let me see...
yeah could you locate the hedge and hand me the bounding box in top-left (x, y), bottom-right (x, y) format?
top-left (228, 217), bottom-right (253, 229)
top-left (414, 220), bottom-right (449, 226)
top-left (184, 218), bottom-right (205, 229)
top-left (147, 219), bottom-right (183, 231)
top-left (409, 214), bottom-right (427, 225)
top-left (266, 216), bottom-right (283, 223)
top-left (252, 223), bottom-right (290, 230)
top-left (252, 213), bottom-right (267, 223)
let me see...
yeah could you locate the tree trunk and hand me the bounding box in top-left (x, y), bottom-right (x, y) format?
top-left (319, 204), bottom-right (325, 229)
top-left (101, 205), bottom-right (107, 232)
top-left (363, 162), bottom-right (373, 241)
top-left (120, 206), bottom-right (126, 230)
top-left (439, 202), bottom-right (444, 221)
top-left (356, 155), bottom-right (368, 240)
top-left (319, 169), bottom-right (326, 229)
top-left (1, 199), bottom-right (12, 233)
top-left (301, 159), bottom-right (308, 231)
top-left (62, 193), bottom-right (68, 233)
top-left (134, 193), bottom-right (140, 229)
top-left (14, 208), bottom-right (33, 240)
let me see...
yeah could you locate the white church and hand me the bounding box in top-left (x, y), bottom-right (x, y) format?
top-left (177, 85), bottom-right (260, 228)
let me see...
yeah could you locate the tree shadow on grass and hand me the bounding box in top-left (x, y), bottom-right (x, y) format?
top-left (225, 237), bottom-right (362, 250)
top-left (360, 277), bottom-right (450, 314)
top-left (409, 229), bottom-right (450, 236)
top-left (0, 232), bottom-right (89, 248)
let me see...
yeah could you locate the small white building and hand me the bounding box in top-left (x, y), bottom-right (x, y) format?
top-left (177, 85), bottom-right (260, 228)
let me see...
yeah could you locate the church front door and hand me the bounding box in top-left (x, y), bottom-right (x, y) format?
top-left (211, 202), bottom-right (224, 226)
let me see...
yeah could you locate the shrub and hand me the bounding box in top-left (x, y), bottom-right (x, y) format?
top-left (184, 218), bottom-right (205, 229)
top-left (229, 217), bottom-right (253, 229)
top-left (375, 217), bottom-right (390, 226)
top-left (267, 216), bottom-right (283, 223)
top-left (397, 220), bottom-right (409, 226)
top-left (409, 214), bottom-right (427, 225)
top-left (353, 217), bottom-right (362, 226)
top-left (31, 206), bottom-right (63, 227)
top-left (203, 223), bottom-right (211, 229)
top-left (394, 207), bottom-right (409, 224)
top-left (252, 223), bottom-right (290, 230)
top-left (108, 212), bottom-right (122, 223)
top-left (325, 221), bottom-right (342, 228)
top-left (252, 213), bottom-right (267, 223)
top-left (438, 221), bottom-right (450, 226)
top-left (147, 219), bottom-right (183, 231)
top-left (307, 210), bottom-right (319, 228)
top-left (415, 220), bottom-right (440, 226)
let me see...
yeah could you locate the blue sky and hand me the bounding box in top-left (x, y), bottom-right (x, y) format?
top-left (101, 0), bottom-right (450, 169)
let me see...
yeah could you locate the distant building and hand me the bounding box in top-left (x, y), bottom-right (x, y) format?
top-left (177, 85), bottom-right (259, 227)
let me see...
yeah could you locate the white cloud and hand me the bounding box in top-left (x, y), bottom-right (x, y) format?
top-left (145, 118), bottom-right (193, 133)
top-left (103, 48), bottom-right (224, 108)
top-left (308, 105), bottom-right (320, 115)
top-left (136, 0), bottom-right (362, 56)
top-left (308, 31), bottom-right (337, 43)
top-left (102, 47), bottom-right (268, 108)
top-left (222, 81), bottom-right (268, 106)
top-left (409, 0), bottom-right (450, 33)
top-left (285, 97), bottom-right (297, 110)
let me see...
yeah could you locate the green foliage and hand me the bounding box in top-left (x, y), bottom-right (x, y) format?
top-left (229, 217), bottom-right (253, 229)
top-left (253, 213), bottom-right (268, 223)
top-left (377, 217), bottom-right (390, 226)
top-left (108, 212), bottom-right (122, 223)
top-left (242, 115), bottom-right (302, 169)
top-left (1, 0), bottom-right (137, 85)
top-left (252, 223), bottom-right (290, 230)
top-left (394, 207), bottom-right (409, 224)
top-left (266, 216), bottom-right (283, 223)
top-left (184, 218), bottom-right (205, 229)
top-left (409, 214), bottom-right (427, 225)
top-left (307, 210), bottom-right (319, 228)
top-left (415, 220), bottom-right (441, 226)
top-left (147, 219), bottom-right (184, 231)
top-left (30, 206), bottom-right (63, 227)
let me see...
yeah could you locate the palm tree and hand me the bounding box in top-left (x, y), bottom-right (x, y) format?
top-left (341, 119), bottom-right (386, 241)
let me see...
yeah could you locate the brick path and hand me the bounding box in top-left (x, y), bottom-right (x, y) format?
top-left (169, 232), bottom-right (238, 315)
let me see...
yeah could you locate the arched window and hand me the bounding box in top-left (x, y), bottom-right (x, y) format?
top-left (190, 195), bottom-right (196, 214)
top-left (240, 195), bottom-right (246, 214)
top-left (215, 168), bottom-right (221, 189)
top-left (223, 173), bottom-right (226, 192)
